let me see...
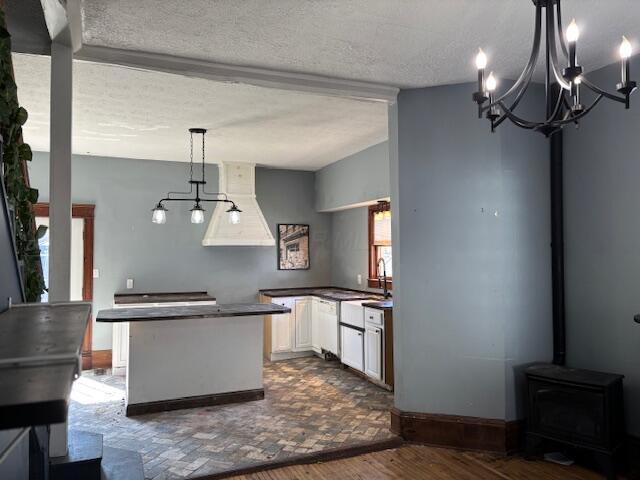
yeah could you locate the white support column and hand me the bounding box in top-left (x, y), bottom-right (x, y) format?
top-left (48, 40), bottom-right (73, 458)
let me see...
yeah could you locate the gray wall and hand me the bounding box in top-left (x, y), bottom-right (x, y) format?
top-left (315, 141), bottom-right (389, 212)
top-left (0, 429), bottom-right (28, 480)
top-left (29, 152), bottom-right (332, 349)
top-left (317, 141), bottom-right (391, 291)
top-left (392, 83), bottom-right (552, 420)
top-left (564, 56), bottom-right (640, 435)
top-left (330, 206), bottom-right (371, 291)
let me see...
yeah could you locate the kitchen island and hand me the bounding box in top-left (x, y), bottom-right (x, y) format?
top-left (97, 303), bottom-right (290, 416)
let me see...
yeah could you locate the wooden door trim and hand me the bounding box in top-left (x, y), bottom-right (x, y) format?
top-left (34, 202), bottom-right (95, 369)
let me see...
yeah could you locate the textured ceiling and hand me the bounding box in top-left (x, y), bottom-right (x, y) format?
top-left (79, 0), bottom-right (640, 88)
top-left (12, 54), bottom-right (388, 170)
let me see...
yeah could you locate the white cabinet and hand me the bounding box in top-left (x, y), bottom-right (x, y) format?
top-left (263, 295), bottom-right (338, 359)
top-left (364, 325), bottom-right (383, 381)
top-left (112, 322), bottom-right (129, 375)
top-left (364, 307), bottom-right (384, 327)
top-left (341, 326), bottom-right (364, 371)
top-left (271, 298), bottom-right (293, 353)
top-left (294, 298), bottom-right (312, 351)
top-left (317, 299), bottom-right (339, 355)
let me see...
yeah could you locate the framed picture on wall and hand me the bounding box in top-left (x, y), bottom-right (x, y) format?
top-left (277, 224), bottom-right (310, 270)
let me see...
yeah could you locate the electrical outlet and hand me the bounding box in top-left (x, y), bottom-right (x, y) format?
top-left (357, 274), bottom-right (362, 285)
top-left (93, 269), bottom-right (100, 279)
top-left (126, 278), bottom-right (134, 289)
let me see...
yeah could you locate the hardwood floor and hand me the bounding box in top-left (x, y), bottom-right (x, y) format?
top-left (228, 445), bottom-right (606, 479)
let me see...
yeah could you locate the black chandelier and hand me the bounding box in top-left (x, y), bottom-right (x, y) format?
top-left (472, 0), bottom-right (637, 136)
top-left (151, 128), bottom-right (241, 225)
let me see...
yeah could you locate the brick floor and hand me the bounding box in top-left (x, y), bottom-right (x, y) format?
top-left (69, 357), bottom-right (395, 479)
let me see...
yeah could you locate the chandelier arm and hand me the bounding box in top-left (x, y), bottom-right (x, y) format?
top-left (579, 77), bottom-right (628, 104)
top-left (545, 87), bottom-right (565, 123)
top-left (491, 56), bottom-right (540, 126)
top-left (200, 191), bottom-right (229, 200)
top-left (158, 197), bottom-right (198, 203)
top-left (487, 48), bottom-right (539, 116)
top-left (486, 4), bottom-right (542, 109)
top-left (545, 4), bottom-right (571, 91)
top-left (199, 199), bottom-right (233, 204)
top-left (157, 197), bottom-right (233, 205)
top-left (167, 184), bottom-right (195, 197)
top-left (493, 66), bottom-right (554, 129)
top-left (555, 0), bottom-right (569, 60)
top-left (548, 94), bottom-right (605, 127)
top-left (496, 101), bottom-right (539, 129)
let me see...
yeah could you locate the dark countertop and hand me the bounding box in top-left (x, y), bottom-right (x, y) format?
top-left (0, 302), bottom-right (92, 429)
top-left (0, 302), bottom-right (92, 361)
top-left (260, 287), bottom-right (384, 302)
top-left (97, 303), bottom-right (291, 323)
top-left (362, 300), bottom-right (393, 311)
top-left (114, 291), bottom-right (215, 305)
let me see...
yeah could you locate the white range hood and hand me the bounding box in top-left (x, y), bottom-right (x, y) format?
top-left (202, 162), bottom-right (275, 246)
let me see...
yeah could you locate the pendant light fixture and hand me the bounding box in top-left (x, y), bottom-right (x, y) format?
top-left (472, 0), bottom-right (637, 136)
top-left (151, 128), bottom-right (242, 225)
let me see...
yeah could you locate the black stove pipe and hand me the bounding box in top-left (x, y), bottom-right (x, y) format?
top-left (550, 129), bottom-right (566, 366)
top-left (546, 60), bottom-right (566, 366)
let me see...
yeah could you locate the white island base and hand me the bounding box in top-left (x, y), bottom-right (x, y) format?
top-left (97, 303), bottom-right (290, 416)
top-left (126, 315), bottom-right (263, 415)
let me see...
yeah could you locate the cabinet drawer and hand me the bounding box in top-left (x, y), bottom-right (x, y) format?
top-left (364, 307), bottom-right (384, 326)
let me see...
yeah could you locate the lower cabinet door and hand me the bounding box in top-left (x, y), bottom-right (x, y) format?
top-left (364, 326), bottom-right (383, 381)
top-left (294, 298), bottom-right (313, 350)
top-left (340, 326), bottom-right (364, 372)
top-left (272, 313), bottom-right (292, 352)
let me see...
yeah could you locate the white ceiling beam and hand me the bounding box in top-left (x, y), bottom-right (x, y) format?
top-left (39, 0), bottom-right (82, 51)
top-left (75, 44), bottom-right (399, 103)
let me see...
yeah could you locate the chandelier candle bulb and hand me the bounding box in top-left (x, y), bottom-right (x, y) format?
top-left (485, 72), bottom-right (500, 123)
top-left (620, 36), bottom-right (632, 84)
top-left (486, 72), bottom-right (497, 92)
top-left (472, 48), bottom-right (489, 118)
top-left (476, 48), bottom-right (487, 90)
top-left (566, 19), bottom-right (579, 68)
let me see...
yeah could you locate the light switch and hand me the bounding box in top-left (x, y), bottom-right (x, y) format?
top-left (93, 269), bottom-right (100, 279)
top-left (357, 274), bottom-right (362, 285)
top-left (126, 278), bottom-right (134, 289)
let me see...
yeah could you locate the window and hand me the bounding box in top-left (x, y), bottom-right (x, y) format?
top-left (368, 202), bottom-right (392, 289)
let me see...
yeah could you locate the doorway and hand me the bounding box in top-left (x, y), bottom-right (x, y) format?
top-left (34, 203), bottom-right (95, 369)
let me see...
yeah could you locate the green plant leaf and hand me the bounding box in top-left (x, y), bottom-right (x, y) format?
top-left (15, 107), bottom-right (27, 126)
top-left (18, 143), bottom-right (32, 161)
top-left (36, 224), bottom-right (48, 239)
top-left (27, 187), bottom-right (39, 203)
top-left (0, 14), bottom-right (46, 301)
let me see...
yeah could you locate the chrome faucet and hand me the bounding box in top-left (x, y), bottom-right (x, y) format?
top-left (377, 257), bottom-right (391, 299)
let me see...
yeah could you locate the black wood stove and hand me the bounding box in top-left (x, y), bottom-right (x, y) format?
top-left (525, 364), bottom-right (625, 479)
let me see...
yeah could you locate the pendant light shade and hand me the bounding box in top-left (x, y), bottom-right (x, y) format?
top-left (190, 204), bottom-right (205, 224)
top-left (227, 204), bottom-right (242, 225)
top-left (152, 203), bottom-right (168, 224)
